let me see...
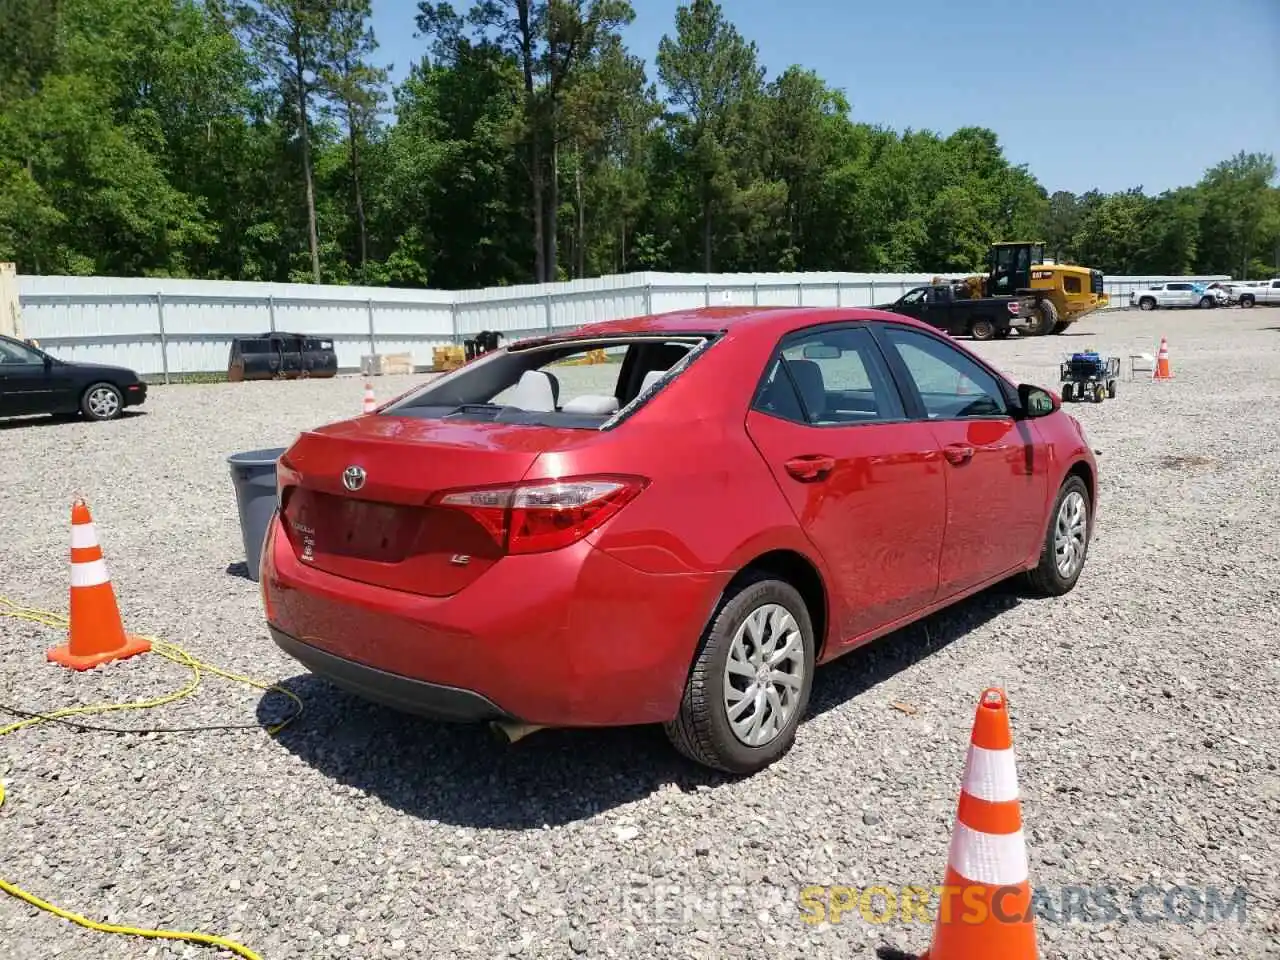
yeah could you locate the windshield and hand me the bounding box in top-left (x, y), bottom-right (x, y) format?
top-left (384, 334), bottom-right (716, 429)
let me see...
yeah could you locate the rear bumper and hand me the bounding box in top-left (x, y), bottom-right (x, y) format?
top-left (261, 514), bottom-right (719, 727)
top-left (124, 382), bottom-right (148, 407)
top-left (269, 626), bottom-right (513, 721)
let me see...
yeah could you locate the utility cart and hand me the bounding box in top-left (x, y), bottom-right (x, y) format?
top-left (1059, 350), bottom-right (1119, 403)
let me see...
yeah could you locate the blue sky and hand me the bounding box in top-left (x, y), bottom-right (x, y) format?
top-left (369, 0), bottom-right (1280, 195)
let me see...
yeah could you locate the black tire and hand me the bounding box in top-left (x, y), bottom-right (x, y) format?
top-left (80, 382), bottom-right (124, 421)
top-left (1022, 475), bottom-right (1092, 597)
top-left (1022, 299), bottom-right (1056, 336)
top-left (1198, 296), bottom-right (1214, 309)
top-left (1240, 295), bottom-right (1255, 309)
top-left (970, 317), bottom-right (996, 341)
top-left (1050, 321), bottom-right (1069, 334)
top-left (1061, 383), bottom-right (1074, 402)
top-left (1138, 297), bottom-right (1156, 311)
top-left (664, 573), bottom-right (816, 775)
top-left (1107, 379), bottom-right (1117, 399)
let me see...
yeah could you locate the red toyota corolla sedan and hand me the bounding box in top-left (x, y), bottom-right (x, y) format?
top-left (261, 306), bottom-right (1097, 774)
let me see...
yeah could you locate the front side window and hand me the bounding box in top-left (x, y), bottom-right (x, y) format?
top-left (753, 325), bottom-right (904, 426)
top-left (1064, 275), bottom-right (1082, 294)
top-left (0, 339), bottom-right (43, 364)
top-left (880, 326), bottom-right (1009, 420)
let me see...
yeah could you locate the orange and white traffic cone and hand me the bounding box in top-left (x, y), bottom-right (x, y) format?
top-left (47, 499), bottom-right (151, 671)
top-left (920, 688), bottom-right (1038, 960)
top-left (1152, 337), bottom-right (1173, 380)
top-left (361, 380), bottom-right (377, 413)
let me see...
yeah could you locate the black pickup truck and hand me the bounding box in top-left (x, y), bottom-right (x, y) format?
top-left (874, 283), bottom-right (1028, 341)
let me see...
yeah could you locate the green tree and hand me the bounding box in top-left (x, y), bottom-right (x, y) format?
top-left (656, 0), bottom-right (764, 271)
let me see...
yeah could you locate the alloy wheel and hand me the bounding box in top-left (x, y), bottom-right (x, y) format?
top-left (722, 603), bottom-right (806, 748)
top-left (1054, 490), bottom-right (1088, 579)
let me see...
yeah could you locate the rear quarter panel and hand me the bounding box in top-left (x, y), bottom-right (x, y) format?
top-left (521, 323), bottom-right (839, 630)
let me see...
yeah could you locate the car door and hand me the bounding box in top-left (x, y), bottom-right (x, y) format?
top-left (744, 323), bottom-right (947, 644)
top-left (872, 322), bottom-right (1048, 598)
top-left (0, 337), bottom-right (68, 416)
top-left (1267, 280), bottom-right (1280, 305)
top-left (892, 287), bottom-right (929, 321)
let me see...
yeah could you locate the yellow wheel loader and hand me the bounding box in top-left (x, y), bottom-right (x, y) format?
top-left (936, 242), bottom-right (1110, 336)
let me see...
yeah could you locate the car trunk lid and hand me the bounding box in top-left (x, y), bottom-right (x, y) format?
top-left (278, 415), bottom-right (591, 596)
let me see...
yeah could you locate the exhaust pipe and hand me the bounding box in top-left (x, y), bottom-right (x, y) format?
top-left (490, 720), bottom-right (547, 744)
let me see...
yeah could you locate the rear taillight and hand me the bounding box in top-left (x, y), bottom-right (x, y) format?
top-left (276, 454), bottom-right (299, 510)
top-left (1007, 301), bottom-right (1020, 314)
top-left (432, 475), bottom-right (648, 555)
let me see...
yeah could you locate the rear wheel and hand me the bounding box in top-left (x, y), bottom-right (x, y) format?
top-left (970, 317), bottom-right (996, 341)
top-left (1138, 297), bottom-right (1156, 311)
top-left (665, 574), bottom-right (815, 775)
top-left (1061, 383), bottom-right (1074, 402)
top-left (1198, 296), bottom-right (1214, 309)
top-left (1107, 379), bottom-right (1117, 398)
top-left (1022, 475), bottom-right (1091, 597)
top-left (1240, 295), bottom-right (1255, 309)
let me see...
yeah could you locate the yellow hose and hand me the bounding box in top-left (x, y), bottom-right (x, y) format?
top-left (0, 597), bottom-right (304, 959)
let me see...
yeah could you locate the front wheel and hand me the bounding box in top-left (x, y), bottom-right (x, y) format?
top-left (80, 382), bottom-right (124, 421)
top-left (1198, 296), bottom-right (1214, 309)
top-left (1022, 475), bottom-right (1092, 597)
top-left (665, 575), bottom-right (815, 775)
top-left (1138, 297), bottom-right (1156, 311)
top-left (1240, 295), bottom-right (1255, 309)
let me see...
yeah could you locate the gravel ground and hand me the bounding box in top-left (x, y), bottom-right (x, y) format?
top-left (1, 305), bottom-right (1279, 960)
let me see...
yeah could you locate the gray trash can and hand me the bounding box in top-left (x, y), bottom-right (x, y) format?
top-left (228, 447), bottom-right (288, 582)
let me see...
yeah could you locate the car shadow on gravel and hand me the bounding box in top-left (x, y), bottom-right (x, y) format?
top-left (255, 582), bottom-right (1025, 829)
top-left (0, 410), bottom-right (148, 431)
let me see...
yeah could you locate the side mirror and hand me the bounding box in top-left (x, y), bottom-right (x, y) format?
top-left (1017, 383), bottom-right (1058, 418)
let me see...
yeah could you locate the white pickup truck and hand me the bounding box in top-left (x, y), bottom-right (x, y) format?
top-left (1128, 282), bottom-right (1222, 310)
top-left (1235, 279), bottom-right (1280, 308)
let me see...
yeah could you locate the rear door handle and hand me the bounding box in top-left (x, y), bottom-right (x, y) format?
top-left (784, 455), bottom-right (836, 482)
top-left (943, 443), bottom-right (974, 465)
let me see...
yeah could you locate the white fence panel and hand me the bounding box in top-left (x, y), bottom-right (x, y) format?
top-left (16, 269), bottom-right (1236, 380)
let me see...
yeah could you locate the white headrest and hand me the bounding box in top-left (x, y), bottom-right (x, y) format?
top-left (560, 394), bottom-right (619, 415)
top-left (509, 370), bottom-right (558, 411)
top-left (639, 370), bottom-right (665, 393)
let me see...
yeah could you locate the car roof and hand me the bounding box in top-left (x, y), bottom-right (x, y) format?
top-left (516, 305), bottom-right (933, 344)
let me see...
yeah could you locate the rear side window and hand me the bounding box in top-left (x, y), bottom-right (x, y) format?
top-left (753, 325), bottom-right (904, 426)
top-left (1063, 275), bottom-right (1082, 294)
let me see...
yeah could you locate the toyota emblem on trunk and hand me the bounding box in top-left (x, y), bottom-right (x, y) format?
top-left (342, 465), bottom-right (366, 491)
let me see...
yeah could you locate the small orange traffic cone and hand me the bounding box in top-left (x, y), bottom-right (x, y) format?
top-left (361, 380), bottom-right (377, 413)
top-left (1152, 337), bottom-right (1173, 380)
top-left (920, 688), bottom-right (1038, 960)
top-left (47, 499), bottom-right (151, 671)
